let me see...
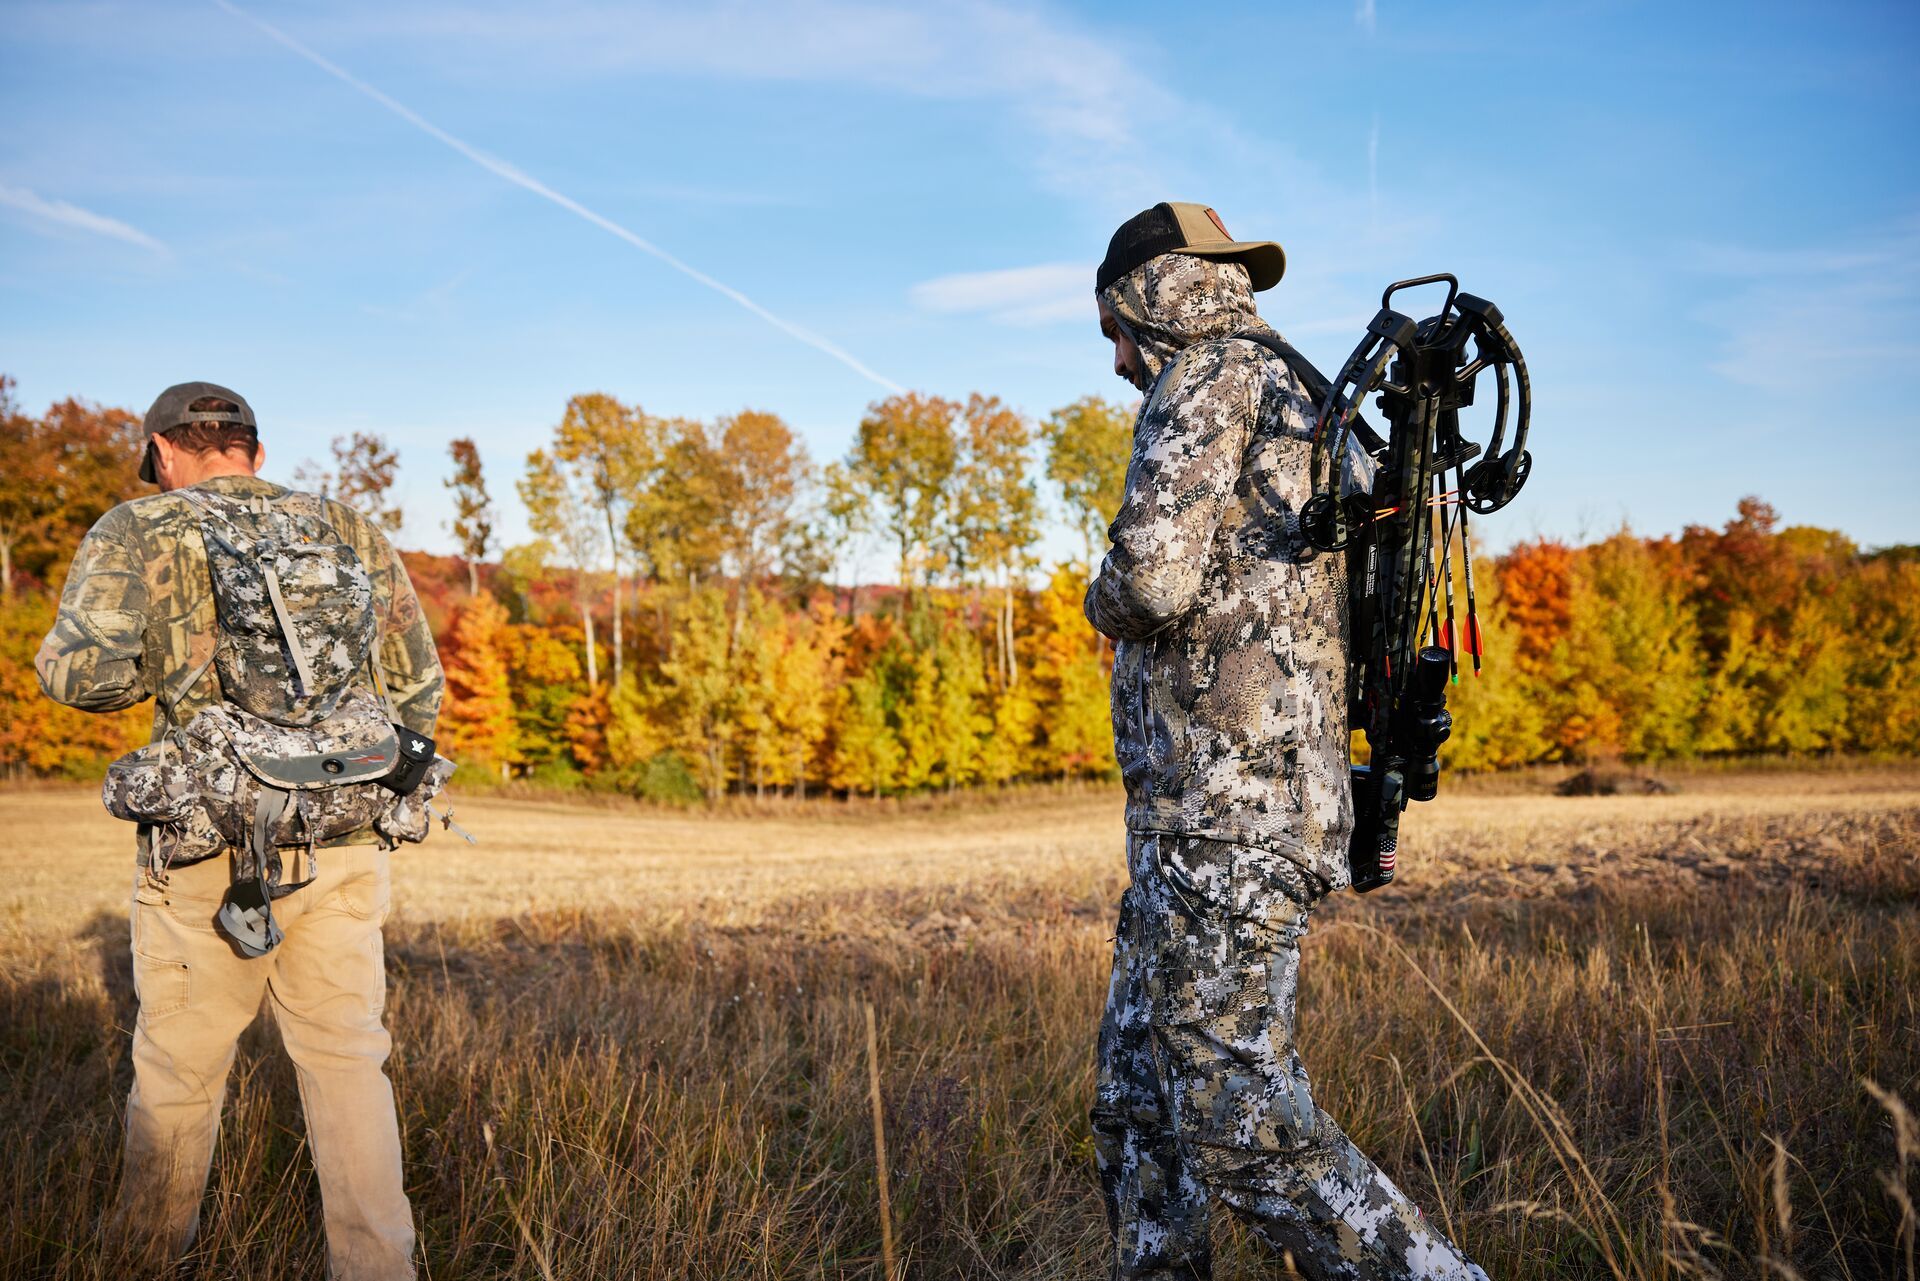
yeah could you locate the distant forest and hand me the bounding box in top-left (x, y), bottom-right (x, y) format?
top-left (5, 376), bottom-right (1915, 796)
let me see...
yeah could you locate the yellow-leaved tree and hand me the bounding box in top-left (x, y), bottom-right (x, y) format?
top-left (830, 667), bottom-right (900, 797)
top-left (1026, 563), bottom-right (1115, 778)
top-left (651, 587), bottom-right (739, 801)
top-left (1552, 530), bottom-right (1704, 761)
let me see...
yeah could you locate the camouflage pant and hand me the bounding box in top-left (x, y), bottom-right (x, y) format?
top-left (1093, 833), bottom-right (1487, 1281)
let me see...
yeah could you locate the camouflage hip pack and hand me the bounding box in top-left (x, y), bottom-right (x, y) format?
top-left (107, 687), bottom-right (452, 864)
top-left (105, 690), bottom-right (456, 954)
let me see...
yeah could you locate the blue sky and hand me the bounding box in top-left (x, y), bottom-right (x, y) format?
top-left (3, 0), bottom-right (1916, 568)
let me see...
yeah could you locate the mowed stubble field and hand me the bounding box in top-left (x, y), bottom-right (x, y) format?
top-left (2, 768), bottom-right (1917, 1280)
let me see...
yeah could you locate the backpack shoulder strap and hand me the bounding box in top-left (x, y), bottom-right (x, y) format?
top-left (1233, 330), bottom-right (1388, 455)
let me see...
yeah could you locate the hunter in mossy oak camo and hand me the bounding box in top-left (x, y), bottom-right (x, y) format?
top-left (35, 383), bottom-right (444, 1280)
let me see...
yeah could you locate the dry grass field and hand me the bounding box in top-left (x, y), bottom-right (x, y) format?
top-left (2, 766), bottom-right (1917, 1279)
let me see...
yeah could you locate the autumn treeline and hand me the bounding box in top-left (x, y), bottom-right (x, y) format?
top-left (3, 373), bottom-right (1917, 792)
top-left (432, 389), bottom-right (1132, 798)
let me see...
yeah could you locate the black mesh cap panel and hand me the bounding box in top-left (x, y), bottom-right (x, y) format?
top-left (1097, 203), bottom-right (1186, 295)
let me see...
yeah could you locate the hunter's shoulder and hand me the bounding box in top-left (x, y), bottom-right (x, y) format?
top-left (1151, 337), bottom-right (1278, 421)
top-left (1170, 335), bottom-right (1283, 388)
top-left (314, 496), bottom-right (405, 570)
top-left (87, 490), bottom-right (197, 541)
top-left (291, 490), bottom-right (384, 544)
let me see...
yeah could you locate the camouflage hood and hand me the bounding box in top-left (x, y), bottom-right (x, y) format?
top-left (1100, 253), bottom-right (1266, 388)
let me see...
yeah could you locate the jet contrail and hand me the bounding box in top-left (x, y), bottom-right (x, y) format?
top-left (0, 183), bottom-right (170, 255)
top-left (211, 0), bottom-right (904, 394)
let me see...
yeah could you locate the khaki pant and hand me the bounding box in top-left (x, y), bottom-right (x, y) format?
top-left (118, 844), bottom-right (416, 1280)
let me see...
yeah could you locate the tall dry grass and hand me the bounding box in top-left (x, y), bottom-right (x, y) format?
top-left (1, 771), bottom-right (1915, 1279)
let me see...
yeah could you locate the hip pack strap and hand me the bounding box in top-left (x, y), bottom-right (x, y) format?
top-left (249, 786), bottom-right (314, 899)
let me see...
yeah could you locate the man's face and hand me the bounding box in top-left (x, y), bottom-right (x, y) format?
top-left (1099, 297), bottom-right (1146, 391)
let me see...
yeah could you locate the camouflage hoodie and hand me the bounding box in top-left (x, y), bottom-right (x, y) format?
top-left (1086, 253), bottom-right (1354, 889)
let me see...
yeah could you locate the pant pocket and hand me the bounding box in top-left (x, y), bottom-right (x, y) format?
top-left (328, 856), bottom-right (393, 925)
top-left (132, 947), bottom-right (191, 1019)
top-left (1152, 948), bottom-right (1320, 1159)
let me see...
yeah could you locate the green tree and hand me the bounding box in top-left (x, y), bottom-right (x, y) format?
top-left (627, 416), bottom-right (728, 594)
top-left (1042, 395), bottom-right (1133, 560)
top-left (843, 392), bottom-right (960, 598)
top-left (1760, 595), bottom-right (1852, 752)
top-left (1439, 584), bottom-right (1551, 771)
top-left (739, 593), bottom-right (843, 797)
top-left (830, 666), bottom-right (901, 797)
top-left (504, 619), bottom-right (584, 772)
top-left (556, 393), bottom-right (652, 685)
top-left (651, 587), bottom-right (739, 801)
top-left (519, 449), bottom-right (605, 685)
top-left (1847, 559), bottom-right (1920, 753)
top-left (952, 395), bottom-right (1040, 688)
top-left (445, 437), bottom-right (494, 595)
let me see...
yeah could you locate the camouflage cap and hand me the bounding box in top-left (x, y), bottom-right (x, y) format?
top-left (139, 381), bottom-right (258, 483)
top-left (1096, 202), bottom-right (1285, 295)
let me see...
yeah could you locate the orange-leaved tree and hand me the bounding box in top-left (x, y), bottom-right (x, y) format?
top-left (438, 590), bottom-right (517, 776)
top-left (0, 593), bottom-right (148, 778)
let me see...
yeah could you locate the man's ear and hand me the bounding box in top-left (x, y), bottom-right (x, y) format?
top-left (150, 434), bottom-right (176, 487)
top-left (251, 440), bottom-right (267, 474)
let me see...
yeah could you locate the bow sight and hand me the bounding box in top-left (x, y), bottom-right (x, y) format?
top-left (1301, 274), bottom-right (1534, 892)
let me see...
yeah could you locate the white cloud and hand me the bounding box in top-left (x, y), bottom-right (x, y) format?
top-left (297, 0), bottom-right (1175, 202)
top-left (0, 182), bottom-right (167, 254)
top-left (1693, 216), bottom-right (1920, 396)
top-left (1356, 0), bottom-right (1377, 36)
top-left (911, 262), bottom-right (1093, 327)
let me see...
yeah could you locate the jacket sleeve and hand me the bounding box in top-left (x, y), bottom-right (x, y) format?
top-left (35, 507), bottom-right (154, 712)
top-left (379, 547), bottom-right (443, 737)
top-left (336, 502), bottom-right (444, 737)
top-left (1085, 345), bottom-right (1259, 641)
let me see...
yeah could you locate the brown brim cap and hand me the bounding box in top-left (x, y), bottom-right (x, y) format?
top-left (138, 381), bottom-right (257, 483)
top-left (1096, 201), bottom-right (1285, 295)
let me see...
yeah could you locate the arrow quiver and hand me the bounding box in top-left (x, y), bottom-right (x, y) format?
top-left (1297, 274), bottom-right (1534, 892)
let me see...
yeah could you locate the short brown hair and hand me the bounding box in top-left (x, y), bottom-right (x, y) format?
top-left (160, 397), bottom-right (258, 456)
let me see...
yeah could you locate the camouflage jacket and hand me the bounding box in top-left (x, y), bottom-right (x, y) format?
top-left (37, 475), bottom-right (443, 853)
top-left (1087, 253), bottom-right (1354, 888)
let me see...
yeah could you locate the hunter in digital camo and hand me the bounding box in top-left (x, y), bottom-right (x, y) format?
top-left (1085, 209), bottom-right (1488, 1279)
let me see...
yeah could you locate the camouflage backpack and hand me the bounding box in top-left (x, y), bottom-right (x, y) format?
top-left (102, 487), bottom-right (455, 955)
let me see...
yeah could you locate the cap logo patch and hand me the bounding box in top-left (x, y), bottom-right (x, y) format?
top-left (1204, 207), bottom-right (1231, 239)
